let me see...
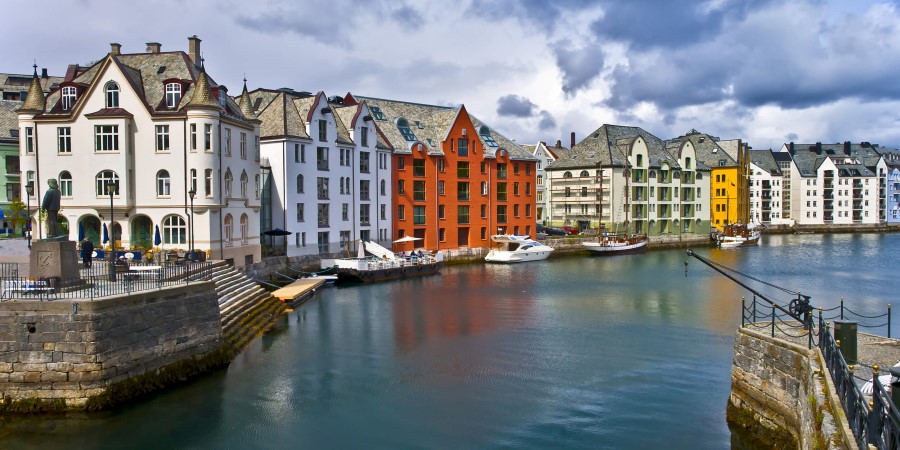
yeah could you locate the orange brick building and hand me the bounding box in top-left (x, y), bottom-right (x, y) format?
top-left (345, 95), bottom-right (537, 251)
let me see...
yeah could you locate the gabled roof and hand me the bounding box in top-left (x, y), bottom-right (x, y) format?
top-left (749, 149), bottom-right (781, 176)
top-left (668, 130), bottom-right (736, 168)
top-left (0, 101), bottom-right (20, 143)
top-left (249, 88), bottom-right (312, 140)
top-left (786, 142), bottom-right (880, 177)
top-left (549, 124), bottom-right (668, 170)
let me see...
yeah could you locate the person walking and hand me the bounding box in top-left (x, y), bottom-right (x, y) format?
top-left (81, 238), bottom-right (94, 268)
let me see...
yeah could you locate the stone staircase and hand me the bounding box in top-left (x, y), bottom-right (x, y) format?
top-left (206, 261), bottom-right (286, 354)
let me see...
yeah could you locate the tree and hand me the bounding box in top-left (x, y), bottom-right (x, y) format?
top-left (4, 198), bottom-right (26, 235)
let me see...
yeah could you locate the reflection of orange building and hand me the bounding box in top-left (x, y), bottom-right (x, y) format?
top-left (345, 95), bottom-right (537, 251)
top-left (702, 248), bottom-right (746, 333)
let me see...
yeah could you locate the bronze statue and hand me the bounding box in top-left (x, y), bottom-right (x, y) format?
top-left (41, 178), bottom-right (61, 238)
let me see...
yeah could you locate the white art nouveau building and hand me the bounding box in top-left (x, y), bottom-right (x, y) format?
top-left (17, 37), bottom-right (262, 267)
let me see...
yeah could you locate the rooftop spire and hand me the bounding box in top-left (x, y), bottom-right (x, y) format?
top-left (185, 65), bottom-right (220, 110)
top-left (238, 76), bottom-right (256, 119)
top-left (19, 63), bottom-right (45, 113)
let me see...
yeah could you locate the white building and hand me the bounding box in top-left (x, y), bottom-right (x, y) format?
top-left (18, 37), bottom-right (262, 267)
top-left (525, 140), bottom-right (568, 224)
top-left (747, 149), bottom-right (792, 226)
top-left (253, 90), bottom-right (393, 256)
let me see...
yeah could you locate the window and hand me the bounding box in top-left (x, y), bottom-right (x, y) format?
top-left (398, 118), bottom-right (416, 141)
top-left (397, 157), bottom-right (405, 170)
top-left (457, 162), bottom-right (470, 178)
top-left (57, 127), bottom-right (71, 153)
top-left (240, 132), bottom-right (247, 159)
top-left (318, 120), bottom-right (327, 141)
top-left (360, 152), bottom-right (370, 173)
top-left (223, 128), bottom-right (230, 155)
top-left (317, 177), bottom-right (329, 199)
top-left (361, 127), bottom-right (369, 147)
top-left (224, 170), bottom-right (233, 197)
top-left (381, 204), bottom-right (386, 220)
top-left (95, 170), bottom-right (119, 196)
top-left (458, 206), bottom-right (470, 224)
top-left (514, 163), bottom-right (520, 175)
top-left (24, 127), bottom-right (33, 153)
top-left (497, 183), bottom-right (507, 201)
top-left (317, 147), bottom-right (329, 170)
top-left (537, 175), bottom-right (543, 185)
top-left (398, 205), bottom-right (405, 220)
top-left (413, 159), bottom-right (425, 177)
top-left (457, 182), bottom-right (470, 201)
top-left (398, 180), bottom-right (405, 194)
top-left (482, 181), bottom-right (488, 196)
top-left (413, 206), bottom-right (426, 224)
top-left (438, 180), bottom-right (445, 195)
top-left (204, 169), bottom-right (212, 196)
top-left (481, 204), bottom-right (487, 218)
top-left (191, 169), bottom-right (197, 193)
top-left (525, 204), bottom-right (531, 217)
top-left (297, 174), bottom-right (304, 193)
top-left (514, 204), bottom-right (519, 217)
top-left (165, 83), bottom-right (181, 108)
top-left (458, 138), bottom-right (469, 156)
top-left (370, 106), bottom-right (385, 120)
top-left (162, 215), bottom-right (187, 244)
top-left (240, 171), bottom-right (249, 198)
top-left (342, 204), bottom-right (349, 221)
top-left (156, 170), bottom-right (171, 196)
top-left (296, 203), bottom-right (304, 222)
top-left (497, 205), bottom-right (507, 223)
top-left (155, 125), bottom-right (169, 151)
top-left (61, 86), bottom-right (76, 110)
top-left (190, 124), bottom-right (197, 150)
top-left (526, 182), bottom-right (531, 195)
top-left (480, 126), bottom-right (498, 147)
top-left (318, 204), bottom-right (329, 227)
top-left (105, 81), bottom-right (119, 108)
top-left (360, 180), bottom-right (370, 200)
top-left (224, 214), bottom-right (233, 244)
top-left (497, 163), bottom-right (507, 179)
top-left (360, 204), bottom-right (370, 225)
top-left (514, 182), bottom-right (520, 196)
top-left (317, 231), bottom-right (329, 253)
top-left (94, 125), bottom-right (119, 151)
top-left (240, 214), bottom-right (248, 243)
top-left (380, 179), bottom-right (386, 196)
top-left (413, 181), bottom-right (425, 201)
top-left (59, 171), bottom-right (72, 197)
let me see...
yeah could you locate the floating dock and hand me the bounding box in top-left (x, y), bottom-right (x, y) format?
top-left (271, 278), bottom-right (325, 304)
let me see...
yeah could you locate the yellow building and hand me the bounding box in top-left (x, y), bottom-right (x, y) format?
top-left (669, 130), bottom-right (749, 231)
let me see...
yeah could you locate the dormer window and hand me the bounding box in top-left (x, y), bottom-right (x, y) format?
top-left (397, 118), bottom-right (416, 141)
top-left (105, 81), bottom-right (119, 108)
top-left (61, 86), bottom-right (77, 110)
top-left (165, 83), bottom-right (181, 108)
top-left (370, 106), bottom-right (385, 120)
top-left (480, 126), bottom-right (498, 147)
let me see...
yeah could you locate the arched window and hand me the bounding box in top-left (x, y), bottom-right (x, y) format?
top-left (224, 214), bottom-right (233, 244)
top-left (340, 176), bottom-right (345, 195)
top-left (224, 169), bottom-right (233, 197)
top-left (95, 170), bottom-right (119, 196)
top-left (240, 214), bottom-right (248, 243)
top-left (165, 83), bottom-right (181, 108)
top-left (61, 86), bottom-right (77, 110)
top-left (580, 170), bottom-right (589, 177)
top-left (156, 170), bottom-right (171, 196)
top-left (240, 171), bottom-right (248, 198)
top-left (696, 173), bottom-right (703, 180)
top-left (255, 174), bottom-right (260, 199)
top-left (296, 174), bottom-right (304, 193)
top-left (636, 154), bottom-right (643, 167)
top-left (162, 215), bottom-right (186, 244)
top-left (649, 170), bottom-right (656, 179)
top-left (685, 157), bottom-right (692, 169)
top-left (380, 179), bottom-right (386, 196)
top-left (59, 171), bottom-right (73, 197)
top-left (564, 171), bottom-right (572, 178)
top-left (397, 118), bottom-right (416, 141)
top-left (105, 81), bottom-right (119, 108)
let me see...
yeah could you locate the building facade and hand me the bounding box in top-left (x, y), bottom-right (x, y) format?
top-left (747, 149), bottom-right (791, 226)
top-left (524, 140), bottom-right (568, 224)
top-left (17, 37), bottom-right (262, 267)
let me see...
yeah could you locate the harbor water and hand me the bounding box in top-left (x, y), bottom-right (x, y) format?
top-left (1, 233), bottom-right (898, 449)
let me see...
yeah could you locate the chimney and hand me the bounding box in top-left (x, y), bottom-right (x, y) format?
top-left (816, 142), bottom-right (822, 154)
top-left (789, 142), bottom-right (795, 154)
top-left (41, 68), bottom-right (48, 79)
top-left (110, 43), bottom-right (121, 55)
top-left (844, 141), bottom-right (851, 155)
top-left (570, 131), bottom-right (576, 148)
top-left (555, 140), bottom-right (561, 148)
top-left (188, 35), bottom-right (202, 66)
top-left (146, 42), bottom-right (161, 53)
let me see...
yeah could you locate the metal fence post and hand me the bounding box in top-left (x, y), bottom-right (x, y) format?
top-left (742, 297), bottom-right (746, 328)
top-left (889, 304), bottom-right (892, 339)
top-left (771, 304), bottom-right (776, 337)
top-left (841, 297), bottom-right (845, 321)
top-left (753, 295), bottom-right (757, 323)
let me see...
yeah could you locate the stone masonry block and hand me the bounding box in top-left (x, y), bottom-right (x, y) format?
top-left (18, 351), bottom-right (53, 364)
top-left (41, 372), bottom-right (68, 383)
top-left (14, 362), bottom-right (48, 372)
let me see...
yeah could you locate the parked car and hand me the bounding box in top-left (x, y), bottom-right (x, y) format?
top-left (545, 226), bottom-right (567, 236)
top-left (563, 226), bottom-right (581, 235)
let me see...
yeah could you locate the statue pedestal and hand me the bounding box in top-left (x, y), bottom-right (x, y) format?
top-left (30, 240), bottom-right (81, 281)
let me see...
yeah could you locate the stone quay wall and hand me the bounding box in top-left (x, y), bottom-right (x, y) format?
top-left (728, 327), bottom-right (854, 450)
top-left (0, 282), bottom-right (225, 412)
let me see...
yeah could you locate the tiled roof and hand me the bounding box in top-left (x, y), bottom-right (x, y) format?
top-left (787, 142), bottom-right (879, 177)
top-left (331, 103), bottom-right (355, 146)
top-left (668, 130), bottom-right (737, 168)
top-left (250, 89), bottom-right (312, 139)
top-left (549, 124), bottom-right (668, 170)
top-left (749, 149), bottom-right (781, 176)
top-left (0, 101), bottom-right (20, 142)
top-left (0, 70), bottom-right (63, 100)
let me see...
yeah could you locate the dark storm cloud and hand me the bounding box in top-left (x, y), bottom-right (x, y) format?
top-left (551, 40), bottom-right (606, 95)
top-left (497, 94), bottom-right (537, 117)
top-left (538, 111), bottom-right (557, 130)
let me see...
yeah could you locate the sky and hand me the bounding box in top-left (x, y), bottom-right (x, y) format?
top-left (5, 0), bottom-right (900, 151)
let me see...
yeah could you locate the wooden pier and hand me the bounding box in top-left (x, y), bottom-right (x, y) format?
top-left (271, 278), bottom-right (325, 305)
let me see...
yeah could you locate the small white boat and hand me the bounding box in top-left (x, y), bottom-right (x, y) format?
top-left (307, 273), bottom-right (338, 284)
top-left (583, 233), bottom-right (648, 255)
top-left (485, 235), bottom-right (554, 263)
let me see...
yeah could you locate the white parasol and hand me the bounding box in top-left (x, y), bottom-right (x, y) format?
top-left (358, 241), bottom-right (366, 259)
top-left (393, 235), bottom-right (422, 243)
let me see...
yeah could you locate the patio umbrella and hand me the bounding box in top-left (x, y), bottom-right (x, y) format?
top-left (393, 235), bottom-right (422, 243)
top-left (77, 222), bottom-right (84, 241)
top-left (357, 241), bottom-right (366, 259)
top-left (102, 223), bottom-right (109, 244)
top-left (263, 228), bottom-right (292, 236)
top-left (154, 225), bottom-right (161, 246)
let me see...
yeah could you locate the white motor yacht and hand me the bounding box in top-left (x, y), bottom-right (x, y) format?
top-left (484, 235), bottom-right (554, 263)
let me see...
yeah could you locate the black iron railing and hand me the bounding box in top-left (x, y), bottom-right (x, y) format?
top-left (0, 261), bottom-right (214, 301)
top-left (870, 370), bottom-right (900, 449)
top-left (819, 317), bottom-right (870, 448)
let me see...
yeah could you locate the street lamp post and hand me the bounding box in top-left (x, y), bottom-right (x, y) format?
top-left (107, 180), bottom-right (116, 282)
top-left (188, 189), bottom-right (195, 261)
top-left (24, 181), bottom-right (33, 248)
